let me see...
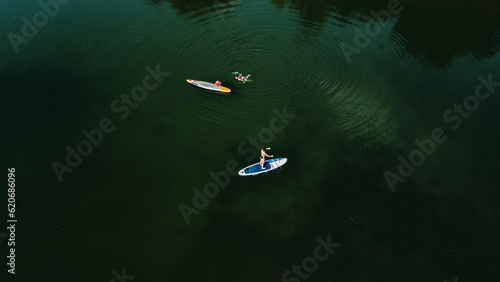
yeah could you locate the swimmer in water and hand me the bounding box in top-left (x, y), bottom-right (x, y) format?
top-left (235, 74), bottom-right (251, 82)
top-left (232, 72), bottom-right (251, 83)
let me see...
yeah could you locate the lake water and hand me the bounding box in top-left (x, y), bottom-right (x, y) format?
top-left (1, 0), bottom-right (500, 281)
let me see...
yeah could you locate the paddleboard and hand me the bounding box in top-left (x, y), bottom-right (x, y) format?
top-left (238, 158), bottom-right (287, 176)
top-left (186, 79), bottom-right (231, 93)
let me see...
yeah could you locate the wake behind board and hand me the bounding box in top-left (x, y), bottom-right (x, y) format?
top-left (238, 158), bottom-right (287, 176)
top-left (186, 79), bottom-right (231, 94)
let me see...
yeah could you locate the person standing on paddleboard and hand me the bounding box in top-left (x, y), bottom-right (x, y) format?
top-left (215, 79), bottom-right (221, 87)
top-left (260, 147), bottom-right (273, 169)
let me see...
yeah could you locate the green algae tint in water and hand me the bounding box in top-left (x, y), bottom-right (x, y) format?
top-left (1, 0), bottom-right (500, 281)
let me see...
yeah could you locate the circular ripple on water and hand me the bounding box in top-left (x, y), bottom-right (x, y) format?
top-left (172, 4), bottom-right (337, 135)
top-left (298, 10), bottom-right (406, 151)
top-left (171, 3), bottom-right (405, 151)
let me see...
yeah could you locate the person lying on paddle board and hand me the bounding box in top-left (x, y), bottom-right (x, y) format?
top-left (260, 147), bottom-right (273, 169)
top-left (215, 80), bottom-right (221, 87)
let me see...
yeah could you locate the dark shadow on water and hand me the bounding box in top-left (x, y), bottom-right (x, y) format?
top-left (145, 0), bottom-right (242, 18)
top-left (271, 0), bottom-right (342, 27)
top-left (145, 0), bottom-right (215, 10)
top-left (393, 1), bottom-right (500, 68)
top-left (273, 0), bottom-right (500, 67)
top-left (149, 0), bottom-right (500, 67)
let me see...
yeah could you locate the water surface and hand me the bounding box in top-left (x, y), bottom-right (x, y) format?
top-left (1, 0), bottom-right (500, 281)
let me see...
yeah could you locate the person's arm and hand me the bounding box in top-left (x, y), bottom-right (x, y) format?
top-left (264, 148), bottom-right (273, 157)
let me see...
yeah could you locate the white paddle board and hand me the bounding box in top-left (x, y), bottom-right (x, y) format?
top-left (238, 158), bottom-right (287, 176)
top-left (186, 79), bottom-right (231, 93)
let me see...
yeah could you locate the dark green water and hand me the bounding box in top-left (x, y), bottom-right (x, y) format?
top-left (1, 0), bottom-right (500, 281)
